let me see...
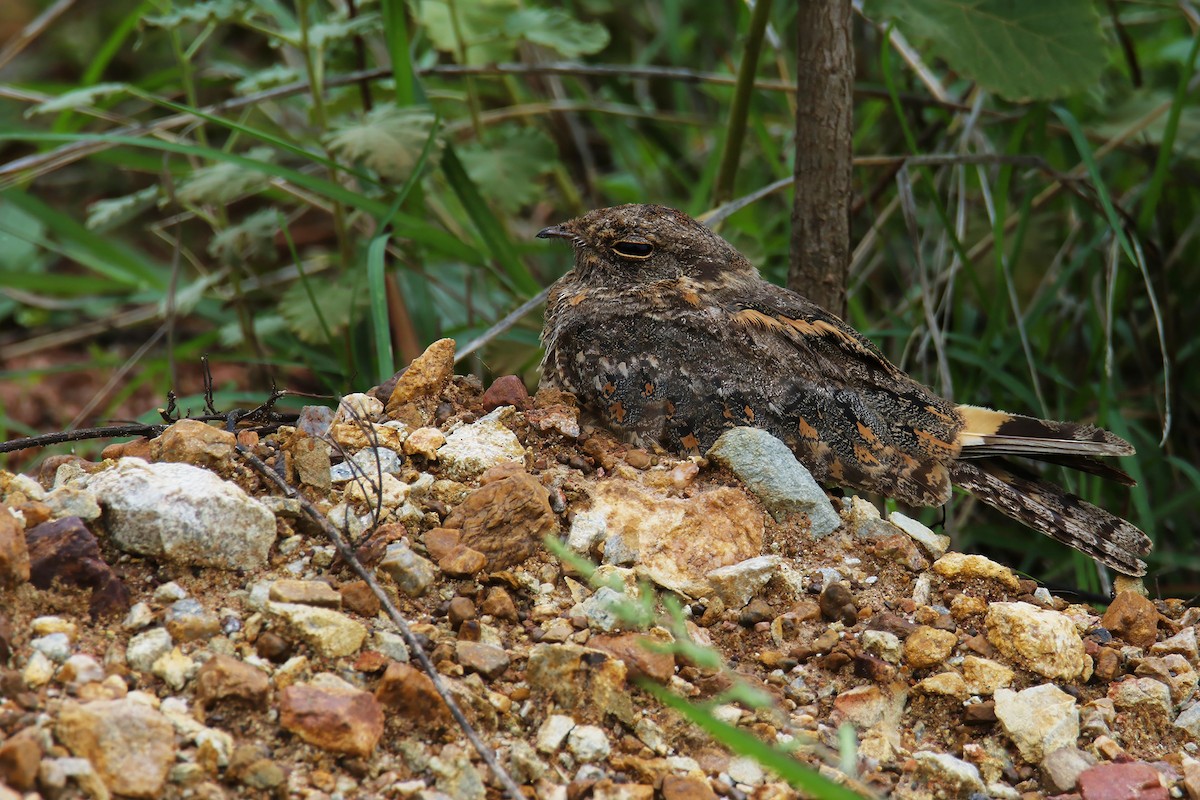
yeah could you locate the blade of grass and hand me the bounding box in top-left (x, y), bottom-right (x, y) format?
top-left (712, 0), bottom-right (772, 205)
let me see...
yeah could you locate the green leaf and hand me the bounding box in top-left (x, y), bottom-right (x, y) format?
top-left (415, 0), bottom-right (520, 64)
top-left (144, 0), bottom-right (251, 27)
top-left (507, 7), bottom-right (610, 58)
top-left (26, 84), bottom-right (129, 116)
top-left (86, 186), bottom-right (161, 231)
top-left (177, 147), bottom-right (276, 205)
top-left (865, 0), bottom-right (1107, 101)
top-left (234, 64), bottom-right (300, 95)
top-left (207, 208), bottom-right (281, 265)
top-left (278, 277), bottom-right (368, 343)
top-left (458, 126), bottom-right (556, 212)
top-left (0, 203), bottom-right (46, 271)
top-left (325, 105), bottom-right (443, 182)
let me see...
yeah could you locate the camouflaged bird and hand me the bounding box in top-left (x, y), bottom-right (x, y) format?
top-left (537, 204), bottom-right (1152, 576)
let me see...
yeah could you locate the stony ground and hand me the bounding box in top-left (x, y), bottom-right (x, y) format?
top-left (0, 339), bottom-right (1198, 800)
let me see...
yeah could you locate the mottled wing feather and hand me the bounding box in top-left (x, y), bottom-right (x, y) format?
top-left (950, 459), bottom-right (1150, 576)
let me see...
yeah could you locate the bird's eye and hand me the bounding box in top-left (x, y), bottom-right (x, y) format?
top-left (611, 240), bottom-right (654, 260)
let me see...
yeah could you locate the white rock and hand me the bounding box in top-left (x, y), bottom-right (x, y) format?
top-left (985, 602), bottom-right (1088, 680)
top-left (575, 586), bottom-right (631, 632)
top-left (566, 511), bottom-right (606, 556)
top-left (266, 602), bottom-right (366, 658)
top-left (634, 717), bottom-right (668, 755)
top-left (31, 633), bottom-right (72, 663)
top-left (330, 446), bottom-right (404, 483)
top-left (727, 755), bottom-right (765, 786)
top-left (43, 486), bottom-right (101, 521)
top-left (152, 647), bottom-right (197, 690)
top-left (23, 650), bottom-right (55, 687)
top-left (378, 542), bottom-right (437, 597)
top-left (436, 407), bottom-right (526, 480)
top-left (154, 581), bottom-right (188, 603)
top-left (536, 714), bottom-right (576, 753)
top-left (888, 511), bottom-right (949, 558)
top-left (861, 630), bottom-right (903, 664)
top-left (566, 725), bottom-right (610, 762)
top-left (31, 616), bottom-right (77, 637)
top-left (123, 602), bottom-right (155, 630)
top-left (994, 684), bottom-right (1080, 762)
top-left (333, 392), bottom-right (384, 423)
top-left (913, 751), bottom-right (985, 794)
top-left (88, 458), bottom-right (275, 570)
top-left (58, 654), bottom-right (105, 687)
top-left (126, 628), bottom-right (174, 674)
top-left (706, 555), bottom-right (782, 609)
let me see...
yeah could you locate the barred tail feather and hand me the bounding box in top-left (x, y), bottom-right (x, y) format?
top-left (955, 405), bottom-right (1135, 459)
top-left (949, 459), bottom-right (1150, 576)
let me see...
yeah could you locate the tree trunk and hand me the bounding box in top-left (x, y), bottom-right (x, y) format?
top-left (788, 0), bottom-right (854, 317)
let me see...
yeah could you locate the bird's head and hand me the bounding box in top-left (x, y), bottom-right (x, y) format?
top-left (537, 204), bottom-right (756, 288)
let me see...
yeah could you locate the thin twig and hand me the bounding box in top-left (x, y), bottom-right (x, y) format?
top-left (233, 443), bottom-right (526, 800)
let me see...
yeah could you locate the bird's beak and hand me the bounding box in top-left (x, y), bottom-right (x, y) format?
top-left (536, 225), bottom-right (572, 240)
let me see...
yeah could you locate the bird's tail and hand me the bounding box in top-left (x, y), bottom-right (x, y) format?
top-left (949, 459), bottom-right (1150, 576)
top-left (954, 404), bottom-right (1134, 459)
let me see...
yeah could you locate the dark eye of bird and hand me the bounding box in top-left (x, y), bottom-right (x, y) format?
top-left (611, 240), bottom-right (654, 259)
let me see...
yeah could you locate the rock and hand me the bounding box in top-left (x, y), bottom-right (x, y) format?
top-left (436, 407), bottom-right (526, 480)
top-left (404, 427), bottom-right (446, 459)
top-left (296, 404), bottom-right (334, 438)
top-left (861, 630), bottom-right (903, 664)
top-left (576, 586), bottom-right (632, 632)
top-left (0, 504), bottom-right (29, 588)
top-left (985, 601), bottom-right (1088, 680)
top-left (482, 375), bottom-right (531, 411)
top-left (1108, 676), bottom-right (1172, 715)
top-left (994, 684), bottom-right (1079, 763)
top-left (22, 650), bottom-right (54, 687)
top-left (727, 755), bottom-right (765, 786)
top-left (439, 545), bottom-right (488, 577)
top-left (386, 338), bottom-right (456, 420)
top-left (163, 598), bottom-right (221, 642)
top-left (914, 671), bottom-right (970, 698)
top-left (55, 698), bottom-right (176, 798)
top-left (375, 662), bottom-right (452, 728)
top-left (126, 627), bottom-right (173, 673)
top-left (1175, 700), bottom-right (1200, 738)
top-left (888, 511), bottom-right (950, 558)
top-left (289, 434), bottom-right (333, 490)
top-left (567, 725), bottom-right (611, 762)
top-left (1101, 591), bottom-right (1158, 648)
top-left (481, 586), bottom-right (518, 621)
top-left (536, 714), bottom-right (576, 753)
top-left (577, 479), bottom-right (763, 598)
top-left (1042, 746), bottom-right (1096, 793)
top-left (269, 579), bottom-right (343, 608)
top-left (1077, 761), bottom-right (1169, 800)
top-left (1152, 626), bottom-right (1198, 660)
top-left (58, 654), bottom-right (105, 688)
top-left (819, 581), bottom-right (858, 625)
top-left (152, 646), bottom-right (197, 689)
top-left (31, 632), bottom-right (72, 662)
top-left (962, 656), bottom-right (1014, 695)
top-left (0, 728), bottom-right (41, 790)
top-left (194, 654), bottom-right (270, 710)
top-left (913, 751), bottom-right (986, 795)
top-left (705, 427), bottom-right (839, 534)
top-left (589, 633), bottom-right (675, 683)
top-left (1135, 654), bottom-right (1197, 705)
top-left (903, 626), bottom-right (957, 669)
top-left (430, 743), bottom-right (486, 800)
top-left (267, 602), bottom-right (367, 658)
top-left (662, 776), bottom-right (716, 800)
top-left (526, 643), bottom-right (631, 723)
top-left (155, 419), bottom-right (235, 470)
top-left (706, 556), bottom-right (781, 609)
top-left (932, 552), bottom-right (1021, 590)
top-left (443, 472), bottom-right (556, 569)
top-left (329, 446), bottom-right (404, 483)
top-left (832, 684), bottom-right (906, 730)
top-left (455, 641), bottom-right (510, 679)
top-left (279, 682), bottom-right (384, 757)
top-left (87, 458), bottom-right (275, 571)
top-left (379, 542), bottom-right (438, 596)
top-left (339, 580), bottom-right (381, 617)
top-left (43, 485), bottom-right (101, 521)
top-left (334, 392), bottom-right (385, 424)
top-left (24, 516), bottom-right (129, 617)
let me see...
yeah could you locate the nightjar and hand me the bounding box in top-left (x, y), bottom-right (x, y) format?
top-left (537, 203), bottom-right (1151, 576)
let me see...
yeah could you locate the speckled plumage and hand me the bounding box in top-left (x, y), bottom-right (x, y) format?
top-left (537, 204), bottom-right (1152, 575)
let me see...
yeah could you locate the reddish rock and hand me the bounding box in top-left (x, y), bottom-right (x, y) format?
top-left (385, 338), bottom-right (456, 423)
top-left (481, 375), bottom-right (531, 411)
top-left (1078, 761), bottom-right (1168, 800)
top-left (448, 597), bottom-right (477, 630)
top-left (353, 651), bottom-right (389, 673)
top-left (443, 473), bottom-right (558, 570)
top-left (279, 683), bottom-right (384, 757)
top-left (374, 662), bottom-right (452, 728)
top-left (481, 586), bottom-right (519, 621)
top-left (25, 517), bottom-right (129, 618)
top-left (662, 775), bottom-right (716, 800)
top-left (339, 580), bottom-right (381, 618)
top-left (439, 545), bottom-right (488, 577)
top-left (455, 641), bottom-right (510, 679)
top-left (101, 438), bottom-right (154, 461)
top-left (0, 504), bottom-right (30, 589)
top-left (155, 418), bottom-right (236, 470)
top-left (1101, 591), bottom-right (1158, 648)
top-left (56, 698), bottom-right (176, 798)
top-left (590, 634), bottom-right (675, 683)
top-left (423, 528), bottom-right (460, 561)
top-left (194, 654), bottom-right (270, 710)
top-left (0, 612), bottom-right (12, 662)
top-left (0, 728), bottom-right (41, 790)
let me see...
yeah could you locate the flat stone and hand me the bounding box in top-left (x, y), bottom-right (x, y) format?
top-left (126, 627), bottom-right (173, 674)
top-left (706, 427), bottom-right (839, 534)
top-left (567, 724), bottom-right (610, 762)
top-left (24, 516), bottom-right (129, 617)
top-left (443, 472), bottom-right (556, 569)
top-left (455, 641), bottom-right (510, 679)
top-left (913, 751), bottom-right (985, 796)
top-left (962, 656), bottom-right (1014, 695)
top-left (888, 511), bottom-right (950, 558)
top-left (1042, 746), bottom-right (1096, 793)
top-left (374, 662), bottom-right (452, 728)
top-left (87, 458), bottom-right (275, 571)
top-left (481, 586), bottom-right (518, 621)
top-left (339, 580), bottom-right (380, 617)
top-left (1101, 591), bottom-right (1158, 648)
top-left (289, 434), bottom-right (332, 490)
top-left (439, 545), bottom-right (488, 577)
top-left (267, 602), bottom-right (367, 658)
top-left (1077, 761), bottom-right (1169, 800)
top-left (589, 633), bottom-right (676, 683)
top-left (378, 542), bottom-right (438, 596)
top-left (55, 698), bottom-right (176, 798)
top-left (662, 776), bottom-right (716, 800)
top-left (1108, 676), bottom-right (1172, 715)
top-left (269, 579), bottom-right (342, 608)
top-left (436, 407), bottom-right (526, 480)
top-left (279, 682), bottom-right (384, 757)
top-left (914, 671), bottom-right (969, 699)
top-left (329, 446), bottom-right (403, 483)
top-left (986, 601), bottom-right (1088, 680)
top-left (194, 654), bottom-right (270, 710)
top-left (526, 643), bottom-right (632, 723)
top-left (0, 504), bottom-right (29, 589)
top-left (706, 556), bottom-right (782, 609)
top-left (536, 714), bottom-right (576, 753)
top-left (994, 684), bottom-right (1080, 763)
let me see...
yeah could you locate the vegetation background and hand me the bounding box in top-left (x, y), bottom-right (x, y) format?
top-left (0, 0), bottom-right (1196, 596)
